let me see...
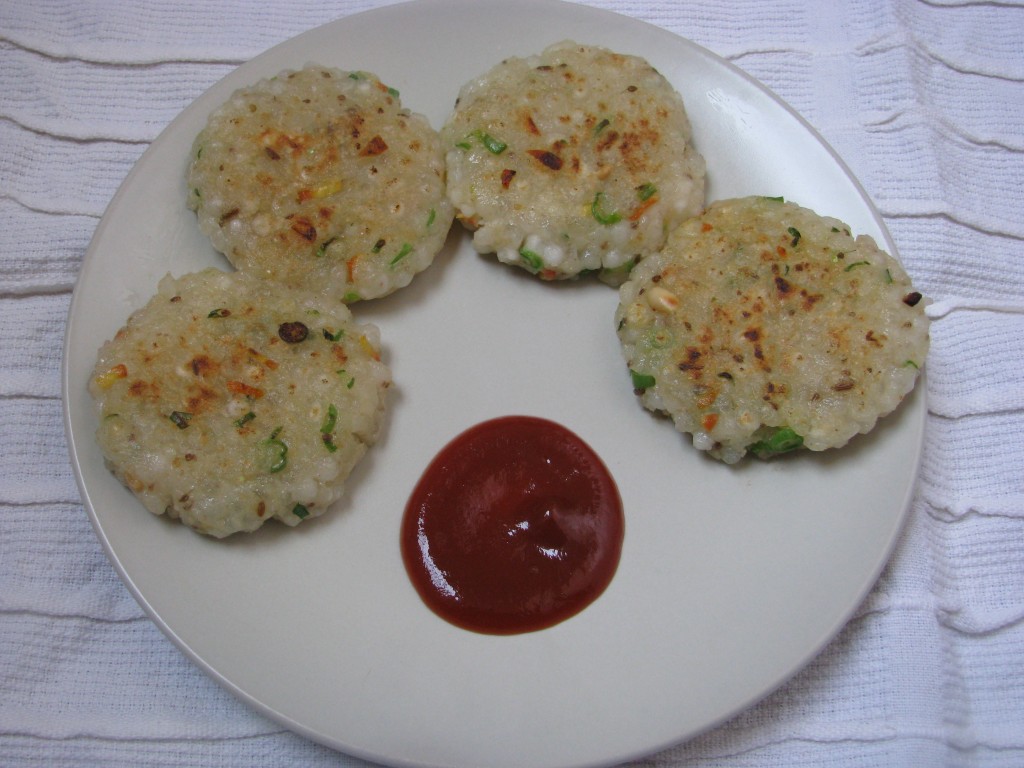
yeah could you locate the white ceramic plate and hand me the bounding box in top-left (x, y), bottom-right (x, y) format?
top-left (63, 1), bottom-right (925, 766)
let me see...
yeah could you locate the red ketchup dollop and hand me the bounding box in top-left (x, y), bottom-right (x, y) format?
top-left (401, 415), bottom-right (624, 635)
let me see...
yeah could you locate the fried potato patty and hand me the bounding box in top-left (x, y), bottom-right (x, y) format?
top-left (89, 268), bottom-right (391, 536)
top-left (442, 41), bottom-right (705, 283)
top-left (616, 196), bottom-right (929, 463)
top-left (188, 65), bottom-right (453, 302)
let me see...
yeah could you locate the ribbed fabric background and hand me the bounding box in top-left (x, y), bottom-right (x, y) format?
top-left (2, 0), bottom-right (1022, 766)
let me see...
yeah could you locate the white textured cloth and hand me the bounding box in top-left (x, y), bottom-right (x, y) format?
top-left (2, 0), bottom-right (1023, 765)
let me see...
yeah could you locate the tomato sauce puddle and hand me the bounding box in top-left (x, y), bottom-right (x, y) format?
top-left (401, 415), bottom-right (624, 635)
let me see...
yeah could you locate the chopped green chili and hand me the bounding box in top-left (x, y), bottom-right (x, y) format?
top-left (320, 404), bottom-right (338, 435)
top-left (337, 369), bottom-right (356, 388)
top-left (426, 208), bottom-right (436, 227)
top-left (844, 260), bottom-right (871, 272)
top-left (262, 427), bottom-right (288, 473)
top-left (372, 238), bottom-right (386, 253)
top-left (472, 130), bottom-right (507, 155)
top-left (387, 86), bottom-right (400, 98)
top-left (591, 192), bottom-right (622, 225)
top-left (320, 404), bottom-right (339, 453)
top-left (169, 411), bottom-right (192, 429)
top-left (594, 118), bottom-right (611, 135)
top-left (207, 308), bottom-right (230, 318)
top-left (315, 237), bottom-right (337, 258)
top-left (787, 226), bottom-right (801, 247)
top-left (630, 370), bottom-right (656, 390)
top-left (763, 195), bottom-right (785, 202)
top-left (884, 269), bottom-right (894, 284)
top-left (636, 183), bottom-right (658, 202)
top-left (647, 329), bottom-right (674, 349)
top-left (518, 247), bottom-right (543, 271)
top-left (389, 243), bottom-right (413, 266)
top-left (903, 360), bottom-right (920, 370)
top-left (234, 411), bottom-right (256, 428)
top-left (342, 292), bottom-right (361, 303)
top-left (292, 504), bottom-right (310, 519)
top-left (322, 328), bottom-right (344, 342)
top-left (747, 426), bottom-right (804, 456)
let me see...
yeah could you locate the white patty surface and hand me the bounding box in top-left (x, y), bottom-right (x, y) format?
top-left (442, 41), bottom-right (705, 282)
top-left (90, 268), bottom-right (391, 537)
top-left (188, 65), bottom-right (453, 303)
top-left (616, 196), bottom-right (930, 463)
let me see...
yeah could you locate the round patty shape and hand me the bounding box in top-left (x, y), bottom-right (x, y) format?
top-left (616, 196), bottom-right (930, 463)
top-left (89, 268), bottom-right (392, 537)
top-left (442, 41), bottom-right (705, 283)
top-left (187, 65), bottom-right (453, 303)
